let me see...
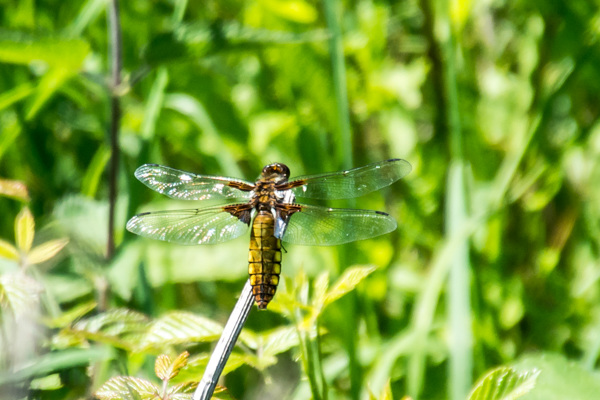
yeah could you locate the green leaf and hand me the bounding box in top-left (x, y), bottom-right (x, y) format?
top-left (468, 366), bottom-right (539, 400)
top-left (168, 381), bottom-right (199, 398)
top-left (323, 265), bottom-right (376, 307)
top-left (0, 272), bottom-right (42, 314)
top-left (0, 82), bottom-right (35, 112)
top-left (0, 239), bottom-right (19, 261)
top-left (81, 145), bottom-right (111, 197)
top-left (510, 353), bottom-right (600, 400)
top-left (261, 326), bottom-right (301, 358)
top-left (95, 376), bottom-right (159, 400)
top-left (172, 353), bottom-right (247, 383)
top-left (155, 351), bottom-right (189, 381)
top-left (27, 238), bottom-right (69, 264)
top-left (25, 67), bottom-right (73, 119)
top-left (64, 0), bottom-right (108, 37)
top-left (15, 207), bottom-right (34, 253)
top-left (139, 311), bottom-right (223, 351)
top-left (0, 30), bottom-right (89, 68)
top-left (260, 0), bottom-right (318, 23)
top-left (43, 301), bottom-right (97, 329)
top-left (68, 308), bottom-right (149, 349)
top-left (0, 111), bottom-right (22, 161)
top-left (0, 31), bottom-right (90, 119)
top-left (0, 347), bottom-right (113, 386)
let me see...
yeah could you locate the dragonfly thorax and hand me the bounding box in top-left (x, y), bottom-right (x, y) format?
top-left (260, 162), bottom-right (290, 184)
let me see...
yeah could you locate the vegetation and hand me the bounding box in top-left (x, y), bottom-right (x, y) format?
top-left (1, 0), bottom-right (600, 399)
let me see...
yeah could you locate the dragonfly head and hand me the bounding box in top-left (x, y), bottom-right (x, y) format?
top-left (261, 163), bottom-right (290, 183)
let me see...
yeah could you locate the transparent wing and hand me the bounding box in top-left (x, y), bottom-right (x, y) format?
top-left (280, 205), bottom-right (397, 246)
top-left (287, 158), bottom-right (411, 200)
top-left (126, 206), bottom-right (250, 245)
top-left (135, 164), bottom-right (254, 201)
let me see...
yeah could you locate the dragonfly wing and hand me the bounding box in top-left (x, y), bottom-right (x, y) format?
top-left (280, 204), bottom-right (397, 246)
top-left (135, 164), bottom-right (255, 201)
top-left (287, 158), bottom-right (411, 200)
top-left (126, 205), bottom-right (250, 245)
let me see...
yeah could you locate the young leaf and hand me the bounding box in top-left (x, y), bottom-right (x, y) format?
top-left (155, 351), bottom-right (189, 381)
top-left (0, 239), bottom-right (19, 261)
top-left (15, 207), bottom-right (34, 253)
top-left (95, 376), bottom-right (159, 400)
top-left (323, 266), bottom-right (376, 307)
top-left (155, 354), bottom-right (172, 381)
top-left (212, 385), bottom-right (236, 400)
top-left (0, 177), bottom-right (30, 201)
top-left (27, 238), bottom-right (69, 264)
top-left (468, 366), bottom-right (540, 400)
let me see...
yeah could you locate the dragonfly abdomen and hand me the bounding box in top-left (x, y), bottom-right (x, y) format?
top-left (248, 210), bottom-right (282, 309)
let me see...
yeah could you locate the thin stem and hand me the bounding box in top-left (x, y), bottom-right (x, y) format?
top-left (323, 0), bottom-right (352, 170)
top-left (107, 0), bottom-right (122, 260)
top-left (193, 280), bottom-right (254, 400)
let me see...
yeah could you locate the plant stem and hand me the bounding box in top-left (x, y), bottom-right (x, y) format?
top-left (107, 0), bottom-right (122, 260)
top-left (323, 0), bottom-right (352, 170)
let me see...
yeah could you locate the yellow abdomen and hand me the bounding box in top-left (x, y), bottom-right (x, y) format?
top-left (248, 210), bottom-right (282, 309)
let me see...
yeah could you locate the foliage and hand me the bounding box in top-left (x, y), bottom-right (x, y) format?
top-left (1, 0), bottom-right (600, 399)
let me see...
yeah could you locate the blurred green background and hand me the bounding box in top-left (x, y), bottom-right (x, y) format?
top-left (1, 0), bottom-right (600, 399)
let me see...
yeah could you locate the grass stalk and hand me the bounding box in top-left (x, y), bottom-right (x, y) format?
top-left (106, 0), bottom-right (122, 260)
top-left (323, 0), bottom-right (352, 169)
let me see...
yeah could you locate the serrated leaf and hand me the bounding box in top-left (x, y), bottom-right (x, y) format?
top-left (0, 272), bottom-right (42, 314)
top-left (155, 354), bottom-right (172, 381)
top-left (95, 376), bottom-right (159, 400)
top-left (139, 311), bottom-right (222, 351)
top-left (27, 238), bottom-right (69, 264)
top-left (468, 366), bottom-right (540, 400)
top-left (15, 207), bottom-right (34, 252)
top-left (261, 326), bottom-right (301, 358)
top-left (323, 266), bottom-right (376, 307)
top-left (168, 381), bottom-right (198, 398)
top-left (173, 353), bottom-right (247, 383)
top-left (510, 353), bottom-right (600, 399)
top-left (170, 351), bottom-right (190, 379)
top-left (155, 351), bottom-right (189, 381)
top-left (69, 308), bottom-right (149, 349)
top-left (73, 308), bottom-right (149, 335)
top-left (0, 239), bottom-right (19, 261)
top-left (0, 178), bottom-right (30, 201)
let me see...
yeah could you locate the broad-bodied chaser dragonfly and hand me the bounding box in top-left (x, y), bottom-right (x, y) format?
top-left (126, 159), bottom-right (411, 309)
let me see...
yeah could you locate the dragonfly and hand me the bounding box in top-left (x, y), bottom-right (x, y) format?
top-left (126, 159), bottom-right (411, 309)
